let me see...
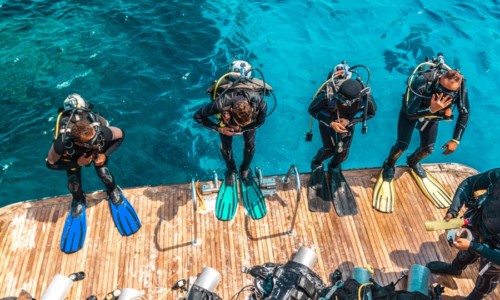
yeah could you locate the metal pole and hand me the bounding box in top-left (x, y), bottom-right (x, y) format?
top-left (281, 165), bottom-right (301, 234)
top-left (191, 179), bottom-right (201, 246)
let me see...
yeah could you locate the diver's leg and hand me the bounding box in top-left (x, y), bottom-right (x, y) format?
top-left (95, 163), bottom-right (120, 203)
top-left (220, 133), bottom-right (236, 172)
top-left (466, 258), bottom-right (500, 300)
top-left (382, 109), bottom-right (416, 180)
top-left (329, 128), bottom-right (355, 169)
top-left (407, 121), bottom-right (438, 176)
top-left (311, 123), bottom-right (336, 169)
top-left (240, 129), bottom-right (256, 175)
top-left (67, 168), bottom-right (85, 202)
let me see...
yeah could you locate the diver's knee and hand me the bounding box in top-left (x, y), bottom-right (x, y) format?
top-left (67, 175), bottom-right (81, 193)
top-left (97, 167), bottom-right (114, 185)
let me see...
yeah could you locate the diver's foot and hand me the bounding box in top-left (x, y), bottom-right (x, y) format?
top-left (382, 161), bottom-right (395, 181)
top-left (427, 261), bottom-right (462, 276)
top-left (108, 188), bottom-right (123, 205)
top-left (70, 198), bottom-right (86, 217)
top-left (408, 161), bottom-right (426, 178)
top-left (240, 168), bottom-right (253, 186)
top-left (224, 169), bottom-right (237, 186)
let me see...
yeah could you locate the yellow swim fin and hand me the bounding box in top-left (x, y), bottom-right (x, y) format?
top-left (372, 169), bottom-right (395, 213)
top-left (410, 168), bottom-right (452, 209)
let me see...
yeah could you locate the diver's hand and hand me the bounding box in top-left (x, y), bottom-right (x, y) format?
top-left (77, 154), bottom-right (94, 166)
top-left (94, 153), bottom-right (107, 167)
top-left (430, 93), bottom-right (453, 113)
top-left (453, 238), bottom-right (471, 250)
top-left (218, 127), bottom-right (242, 136)
top-left (444, 213), bottom-right (454, 221)
top-left (442, 140), bottom-right (458, 155)
top-left (330, 120), bottom-right (348, 133)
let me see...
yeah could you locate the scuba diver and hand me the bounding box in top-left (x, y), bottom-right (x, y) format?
top-left (46, 94), bottom-right (141, 254)
top-left (193, 60), bottom-right (276, 221)
top-left (427, 168), bottom-right (500, 300)
top-left (373, 53), bottom-right (470, 213)
top-left (307, 61), bottom-right (376, 216)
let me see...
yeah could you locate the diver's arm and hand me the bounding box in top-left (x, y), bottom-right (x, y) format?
top-left (242, 100), bottom-right (267, 131)
top-left (308, 93), bottom-right (332, 126)
top-left (351, 94), bottom-right (377, 124)
top-left (448, 170), bottom-right (498, 217)
top-left (470, 242), bottom-right (500, 265)
top-left (404, 76), bottom-right (435, 120)
top-left (452, 82), bottom-right (470, 141)
top-left (45, 142), bottom-right (80, 170)
top-left (102, 126), bottom-right (124, 157)
top-left (193, 100), bottom-right (222, 132)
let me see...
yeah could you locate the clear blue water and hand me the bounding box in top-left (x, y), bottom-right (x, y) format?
top-left (0, 0), bottom-right (499, 206)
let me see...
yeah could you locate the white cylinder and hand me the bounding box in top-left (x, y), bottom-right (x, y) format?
top-left (41, 274), bottom-right (73, 300)
top-left (292, 247), bottom-right (317, 269)
top-left (407, 264), bottom-right (430, 296)
top-left (118, 288), bottom-right (145, 300)
top-left (193, 267), bottom-right (221, 292)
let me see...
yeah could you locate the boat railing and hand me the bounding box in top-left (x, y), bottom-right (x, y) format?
top-left (280, 164), bottom-right (301, 235)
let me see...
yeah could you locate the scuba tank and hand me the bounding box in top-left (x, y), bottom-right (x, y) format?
top-left (243, 247), bottom-right (326, 300)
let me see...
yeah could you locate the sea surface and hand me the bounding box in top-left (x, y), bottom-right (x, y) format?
top-left (0, 0), bottom-right (499, 206)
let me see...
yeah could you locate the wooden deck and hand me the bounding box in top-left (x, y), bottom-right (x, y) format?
top-left (0, 163), bottom-right (496, 299)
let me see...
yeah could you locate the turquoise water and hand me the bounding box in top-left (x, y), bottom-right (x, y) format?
top-left (0, 0), bottom-right (499, 206)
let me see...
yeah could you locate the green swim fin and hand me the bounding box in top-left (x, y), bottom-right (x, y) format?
top-left (215, 171), bottom-right (239, 221)
top-left (372, 163), bottom-right (396, 213)
top-left (330, 165), bottom-right (357, 216)
top-left (240, 169), bottom-right (267, 220)
top-left (308, 164), bottom-right (332, 212)
top-left (409, 164), bottom-right (452, 209)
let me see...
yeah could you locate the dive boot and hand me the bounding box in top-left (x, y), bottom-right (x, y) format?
top-left (426, 261), bottom-right (462, 276)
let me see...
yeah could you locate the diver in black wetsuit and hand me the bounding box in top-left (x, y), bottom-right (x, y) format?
top-left (427, 168), bottom-right (500, 299)
top-left (308, 75), bottom-right (377, 171)
top-left (382, 67), bottom-right (469, 180)
top-left (372, 55), bottom-right (470, 213)
top-left (46, 94), bottom-right (125, 211)
top-left (193, 60), bottom-right (272, 183)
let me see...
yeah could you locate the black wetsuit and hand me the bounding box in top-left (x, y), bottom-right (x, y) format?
top-left (446, 168), bottom-right (500, 299)
top-left (308, 91), bottom-right (376, 169)
top-left (46, 124), bottom-right (124, 202)
top-left (385, 71), bottom-right (469, 168)
top-left (193, 86), bottom-right (267, 173)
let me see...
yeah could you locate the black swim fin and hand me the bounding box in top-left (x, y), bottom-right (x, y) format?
top-left (330, 165), bottom-right (358, 216)
top-left (307, 164), bottom-right (332, 212)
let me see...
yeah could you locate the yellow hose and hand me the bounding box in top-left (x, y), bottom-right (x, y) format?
top-left (54, 112), bottom-right (63, 139)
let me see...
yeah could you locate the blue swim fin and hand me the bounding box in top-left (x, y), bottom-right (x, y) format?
top-left (240, 169), bottom-right (267, 220)
top-left (60, 199), bottom-right (87, 254)
top-left (108, 188), bottom-right (142, 236)
top-left (215, 171), bottom-right (239, 221)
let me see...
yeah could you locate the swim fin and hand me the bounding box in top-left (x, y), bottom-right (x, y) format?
top-left (215, 171), bottom-right (239, 221)
top-left (307, 164), bottom-right (332, 212)
top-left (60, 199), bottom-right (87, 254)
top-left (372, 163), bottom-right (396, 213)
top-left (330, 165), bottom-right (357, 216)
top-left (108, 187), bottom-right (142, 236)
top-left (409, 164), bottom-right (452, 208)
top-left (240, 169), bottom-right (267, 220)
